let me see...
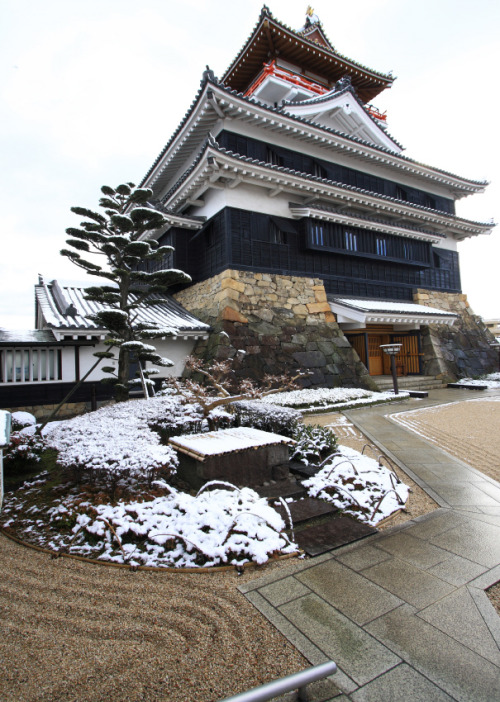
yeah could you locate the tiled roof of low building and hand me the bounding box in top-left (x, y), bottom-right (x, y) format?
top-left (35, 277), bottom-right (210, 335)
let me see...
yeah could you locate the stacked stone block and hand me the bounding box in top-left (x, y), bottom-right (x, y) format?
top-left (413, 289), bottom-right (497, 379)
top-left (175, 270), bottom-right (376, 390)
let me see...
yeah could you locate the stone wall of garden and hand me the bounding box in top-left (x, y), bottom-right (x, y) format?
top-left (413, 289), bottom-right (497, 379)
top-left (2, 401), bottom-right (88, 421)
top-left (175, 270), bottom-right (377, 390)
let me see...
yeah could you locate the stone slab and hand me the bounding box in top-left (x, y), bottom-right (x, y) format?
top-left (366, 604), bottom-right (500, 702)
top-left (374, 531), bottom-right (450, 569)
top-left (361, 558), bottom-right (455, 609)
top-left (426, 554), bottom-right (487, 587)
top-left (294, 518), bottom-right (377, 557)
top-left (428, 518), bottom-right (500, 568)
top-left (259, 577), bottom-right (312, 607)
top-left (417, 586), bottom-right (500, 666)
top-left (335, 544), bottom-right (392, 572)
top-left (279, 594), bottom-right (401, 687)
top-left (350, 663), bottom-right (454, 702)
top-left (245, 590), bottom-right (358, 694)
top-left (296, 561), bottom-right (402, 626)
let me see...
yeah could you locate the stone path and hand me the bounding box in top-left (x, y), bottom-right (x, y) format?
top-left (240, 388), bottom-right (500, 701)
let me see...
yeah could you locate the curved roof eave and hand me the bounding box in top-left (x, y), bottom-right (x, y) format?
top-left (142, 79), bottom-right (487, 198)
top-left (162, 140), bottom-right (494, 237)
top-left (221, 6), bottom-right (394, 101)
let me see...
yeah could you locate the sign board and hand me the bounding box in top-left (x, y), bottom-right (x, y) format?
top-left (0, 410), bottom-right (11, 448)
top-left (0, 410), bottom-right (11, 511)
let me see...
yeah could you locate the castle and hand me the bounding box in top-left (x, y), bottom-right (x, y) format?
top-left (137, 6), bottom-right (496, 387)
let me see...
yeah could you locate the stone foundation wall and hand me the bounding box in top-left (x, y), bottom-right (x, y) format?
top-left (4, 402), bottom-right (89, 421)
top-left (413, 289), bottom-right (497, 379)
top-left (175, 270), bottom-right (376, 390)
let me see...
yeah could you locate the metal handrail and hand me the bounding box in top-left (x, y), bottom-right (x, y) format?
top-left (219, 660), bottom-right (337, 702)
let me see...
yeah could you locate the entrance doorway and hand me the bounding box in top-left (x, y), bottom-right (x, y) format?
top-left (346, 327), bottom-right (423, 376)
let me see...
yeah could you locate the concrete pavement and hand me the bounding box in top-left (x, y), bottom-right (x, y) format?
top-left (240, 388), bottom-right (500, 701)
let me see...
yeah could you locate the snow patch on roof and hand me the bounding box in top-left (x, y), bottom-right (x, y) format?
top-left (169, 427), bottom-right (294, 458)
top-left (332, 298), bottom-right (456, 316)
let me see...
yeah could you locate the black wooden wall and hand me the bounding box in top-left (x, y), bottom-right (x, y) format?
top-left (156, 208), bottom-right (461, 302)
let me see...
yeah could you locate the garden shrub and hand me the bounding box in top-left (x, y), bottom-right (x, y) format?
top-left (231, 400), bottom-right (301, 437)
top-left (290, 424), bottom-right (338, 465)
top-left (44, 396), bottom-right (180, 489)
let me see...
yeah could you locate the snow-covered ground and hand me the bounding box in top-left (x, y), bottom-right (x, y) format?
top-left (1, 443), bottom-right (409, 566)
top-left (303, 447), bottom-right (409, 526)
top-left (455, 372), bottom-right (500, 388)
top-left (259, 387), bottom-right (409, 412)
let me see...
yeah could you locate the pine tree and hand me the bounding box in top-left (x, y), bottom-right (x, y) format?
top-left (61, 182), bottom-right (191, 401)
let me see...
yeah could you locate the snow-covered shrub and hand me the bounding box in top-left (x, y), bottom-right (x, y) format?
top-left (59, 485), bottom-right (298, 567)
top-left (303, 446), bottom-right (409, 525)
top-left (232, 400), bottom-right (301, 437)
top-left (44, 396), bottom-right (180, 486)
top-left (290, 424), bottom-right (338, 465)
top-left (4, 425), bottom-right (47, 468)
top-left (148, 399), bottom-right (206, 440)
top-left (11, 411), bottom-right (37, 431)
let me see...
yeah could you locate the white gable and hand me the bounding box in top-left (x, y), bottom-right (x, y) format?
top-left (283, 90), bottom-right (401, 152)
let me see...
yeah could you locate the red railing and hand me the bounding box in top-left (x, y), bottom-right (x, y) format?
top-left (244, 60), bottom-right (329, 98)
top-left (366, 104), bottom-right (387, 122)
top-left (244, 61), bottom-right (387, 122)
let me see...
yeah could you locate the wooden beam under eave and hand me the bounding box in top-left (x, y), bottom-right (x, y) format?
top-left (263, 20), bottom-right (276, 58)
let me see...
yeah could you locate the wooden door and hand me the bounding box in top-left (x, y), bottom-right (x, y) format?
top-left (392, 334), bottom-right (421, 374)
top-left (368, 335), bottom-right (384, 375)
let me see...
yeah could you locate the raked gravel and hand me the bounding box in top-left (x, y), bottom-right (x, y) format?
top-left (0, 538), bottom-right (307, 702)
top-left (2, 397), bottom-right (499, 700)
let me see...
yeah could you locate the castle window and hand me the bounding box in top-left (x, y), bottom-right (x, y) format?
top-left (266, 147), bottom-right (283, 167)
top-left (311, 223), bottom-right (324, 246)
top-left (345, 230), bottom-right (358, 251)
top-left (269, 220), bottom-right (287, 244)
top-left (376, 237), bottom-right (387, 256)
top-left (313, 161), bottom-right (327, 179)
top-left (396, 186), bottom-right (408, 202)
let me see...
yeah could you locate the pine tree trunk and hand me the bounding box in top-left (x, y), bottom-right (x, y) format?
top-left (116, 347), bottom-right (130, 402)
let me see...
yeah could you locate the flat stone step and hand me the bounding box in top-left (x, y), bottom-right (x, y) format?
top-left (289, 461), bottom-right (319, 478)
top-left (272, 497), bottom-right (339, 526)
top-left (255, 480), bottom-right (306, 500)
top-left (295, 516), bottom-right (377, 557)
top-left (448, 383), bottom-right (487, 390)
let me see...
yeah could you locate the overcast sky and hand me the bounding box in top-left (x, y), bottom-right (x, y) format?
top-left (1, 0), bottom-right (499, 328)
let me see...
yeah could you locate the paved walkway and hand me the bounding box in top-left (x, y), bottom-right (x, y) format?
top-left (240, 388), bottom-right (500, 701)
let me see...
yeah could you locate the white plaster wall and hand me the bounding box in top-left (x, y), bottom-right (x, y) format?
top-left (192, 183), bottom-right (295, 220)
top-left (433, 237), bottom-right (458, 252)
top-left (60, 347), bottom-right (77, 381)
top-left (76, 337), bottom-right (198, 381)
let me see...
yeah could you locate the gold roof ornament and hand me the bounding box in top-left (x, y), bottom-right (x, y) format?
top-left (306, 6), bottom-right (320, 25)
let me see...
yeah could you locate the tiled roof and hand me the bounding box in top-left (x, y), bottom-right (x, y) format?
top-left (140, 79), bottom-right (487, 194)
top-left (330, 297), bottom-right (456, 317)
top-left (35, 278), bottom-right (210, 336)
top-left (288, 202), bottom-right (446, 239)
top-left (0, 329), bottom-right (58, 345)
top-left (161, 138), bottom-right (492, 234)
top-left (0, 329), bottom-right (95, 346)
top-left (221, 6), bottom-right (394, 100)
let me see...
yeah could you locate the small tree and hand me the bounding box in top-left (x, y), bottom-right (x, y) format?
top-left (164, 356), bottom-right (305, 429)
top-left (61, 182), bottom-right (191, 401)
